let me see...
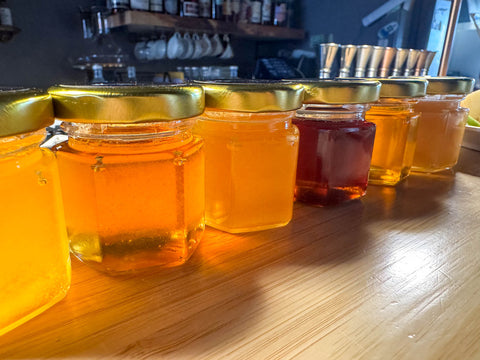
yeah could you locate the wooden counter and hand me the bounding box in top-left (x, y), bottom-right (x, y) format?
top-left (1, 148), bottom-right (480, 359)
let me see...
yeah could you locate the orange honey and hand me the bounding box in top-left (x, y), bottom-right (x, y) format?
top-left (50, 84), bottom-right (205, 273)
top-left (0, 90), bottom-right (70, 336)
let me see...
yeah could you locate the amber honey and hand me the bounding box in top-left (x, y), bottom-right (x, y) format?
top-left (50, 84), bottom-right (205, 273)
top-left (412, 95), bottom-right (469, 172)
top-left (396, 76), bottom-right (475, 173)
top-left (0, 90), bottom-right (70, 336)
top-left (366, 99), bottom-right (420, 185)
top-left (195, 109), bottom-right (298, 232)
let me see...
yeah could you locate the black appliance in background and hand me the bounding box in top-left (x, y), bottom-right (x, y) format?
top-left (254, 56), bottom-right (324, 79)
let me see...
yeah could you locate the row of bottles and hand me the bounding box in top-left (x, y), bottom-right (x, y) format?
top-left (107, 0), bottom-right (293, 26)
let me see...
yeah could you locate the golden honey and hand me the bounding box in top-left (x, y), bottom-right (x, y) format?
top-left (50, 85), bottom-right (205, 273)
top-left (411, 77), bottom-right (474, 173)
top-left (194, 81), bottom-right (303, 233)
top-left (366, 79), bottom-right (427, 185)
top-left (0, 90), bottom-right (70, 336)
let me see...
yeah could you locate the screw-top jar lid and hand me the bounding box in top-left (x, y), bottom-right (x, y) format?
top-left (375, 78), bottom-right (427, 98)
top-left (0, 88), bottom-right (54, 138)
top-left (294, 80), bottom-right (381, 104)
top-left (48, 84), bottom-right (205, 123)
top-left (423, 76), bottom-right (474, 95)
top-left (196, 80), bottom-right (304, 112)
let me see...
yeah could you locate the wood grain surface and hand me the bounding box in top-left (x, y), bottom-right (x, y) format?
top-left (1, 148), bottom-right (480, 360)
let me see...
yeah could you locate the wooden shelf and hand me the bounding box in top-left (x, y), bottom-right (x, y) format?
top-left (107, 10), bottom-right (305, 40)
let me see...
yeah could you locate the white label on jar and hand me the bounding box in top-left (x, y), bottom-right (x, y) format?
top-left (130, 0), bottom-right (149, 10)
top-left (183, 1), bottom-right (199, 16)
top-left (150, 0), bottom-right (164, 12)
top-left (250, 1), bottom-right (261, 23)
top-left (165, 0), bottom-right (178, 14)
top-left (0, 8), bottom-right (13, 26)
top-left (262, 0), bottom-right (271, 22)
top-left (199, 0), bottom-right (211, 17)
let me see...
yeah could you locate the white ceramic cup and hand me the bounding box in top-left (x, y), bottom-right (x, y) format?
top-left (134, 40), bottom-right (147, 61)
top-left (211, 34), bottom-right (224, 57)
top-left (180, 33), bottom-right (194, 60)
top-left (153, 35), bottom-right (167, 60)
top-left (192, 33), bottom-right (203, 59)
top-left (200, 33), bottom-right (213, 57)
top-left (167, 32), bottom-right (186, 59)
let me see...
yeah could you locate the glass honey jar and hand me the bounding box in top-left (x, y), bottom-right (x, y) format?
top-left (49, 84), bottom-right (205, 274)
top-left (193, 81), bottom-right (304, 233)
top-left (411, 76), bottom-right (474, 173)
top-left (292, 80), bottom-right (380, 206)
top-left (366, 78), bottom-right (427, 185)
top-left (0, 89), bottom-right (71, 336)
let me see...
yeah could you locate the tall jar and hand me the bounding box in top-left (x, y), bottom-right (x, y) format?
top-left (292, 80), bottom-right (380, 206)
top-left (50, 85), bottom-right (205, 274)
top-left (411, 77), bottom-right (474, 173)
top-left (366, 78), bottom-right (427, 185)
top-left (0, 89), bottom-right (71, 336)
top-left (194, 81), bottom-right (303, 233)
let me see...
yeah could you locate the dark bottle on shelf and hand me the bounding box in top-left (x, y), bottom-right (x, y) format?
top-left (231, 0), bottom-right (241, 22)
top-left (261, 0), bottom-right (272, 25)
top-left (250, 0), bottom-right (262, 24)
top-left (130, 0), bottom-right (149, 11)
top-left (222, 0), bottom-right (232, 22)
top-left (164, 0), bottom-right (179, 14)
top-left (107, 0), bottom-right (130, 13)
top-left (212, 0), bottom-right (224, 20)
top-left (150, 0), bottom-right (164, 12)
top-left (273, 0), bottom-right (287, 26)
top-left (199, 0), bottom-right (211, 17)
top-left (180, 0), bottom-right (199, 17)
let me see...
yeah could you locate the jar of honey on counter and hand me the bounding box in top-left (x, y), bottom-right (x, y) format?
top-left (50, 84), bottom-right (205, 274)
top-left (0, 89), bottom-right (71, 336)
top-left (411, 76), bottom-right (474, 173)
top-left (292, 80), bottom-right (380, 206)
top-left (366, 78), bottom-right (427, 185)
top-left (194, 81), bottom-right (303, 233)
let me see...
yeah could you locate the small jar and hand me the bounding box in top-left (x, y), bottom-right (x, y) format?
top-left (194, 81), bottom-right (303, 233)
top-left (412, 76), bottom-right (474, 173)
top-left (0, 89), bottom-right (71, 336)
top-left (366, 78), bottom-right (427, 185)
top-left (293, 80), bottom-right (380, 206)
top-left (50, 85), bottom-right (205, 274)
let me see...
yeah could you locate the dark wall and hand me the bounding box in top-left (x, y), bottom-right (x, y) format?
top-left (0, 0), bottom-right (260, 88)
top-left (0, 0), bottom-right (92, 87)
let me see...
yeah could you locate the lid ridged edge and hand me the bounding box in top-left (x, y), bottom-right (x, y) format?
top-left (294, 80), bottom-right (381, 104)
top-left (0, 88), bottom-right (54, 138)
top-left (48, 84), bottom-right (205, 123)
top-left (196, 81), bottom-right (304, 112)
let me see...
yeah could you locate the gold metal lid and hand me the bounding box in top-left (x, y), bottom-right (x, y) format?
top-left (375, 78), bottom-right (427, 98)
top-left (196, 80), bottom-right (304, 112)
top-left (48, 84), bottom-right (204, 123)
top-left (0, 88), bottom-right (54, 138)
top-left (294, 80), bottom-right (381, 104)
top-left (423, 76), bottom-right (474, 95)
